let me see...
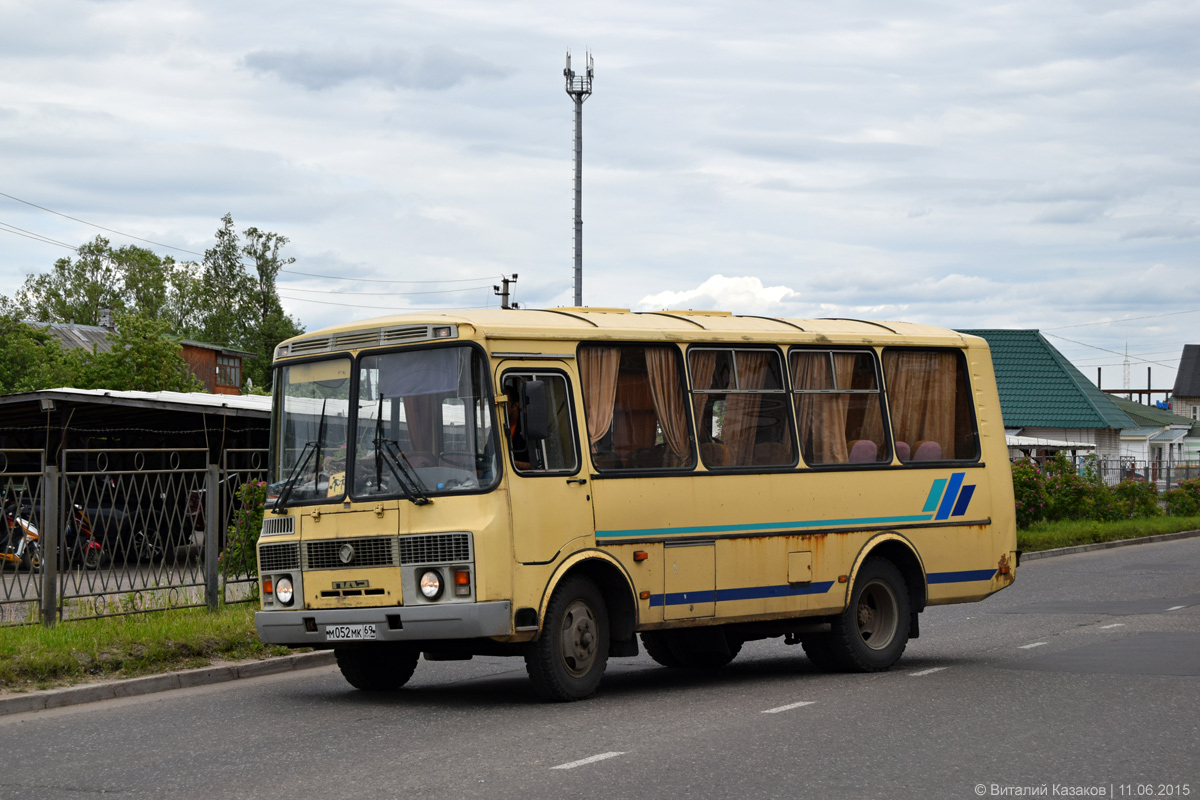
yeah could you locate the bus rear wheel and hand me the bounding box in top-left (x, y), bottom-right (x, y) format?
top-left (335, 643), bottom-right (420, 691)
top-left (525, 575), bottom-right (609, 701)
top-left (827, 557), bottom-right (911, 672)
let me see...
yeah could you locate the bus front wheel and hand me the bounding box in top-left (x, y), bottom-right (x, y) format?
top-left (525, 575), bottom-right (610, 701)
top-left (335, 643), bottom-right (420, 691)
top-left (827, 557), bottom-right (911, 672)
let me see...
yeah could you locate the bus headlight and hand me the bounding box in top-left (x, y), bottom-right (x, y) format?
top-left (419, 570), bottom-right (443, 600)
top-left (276, 576), bottom-right (295, 606)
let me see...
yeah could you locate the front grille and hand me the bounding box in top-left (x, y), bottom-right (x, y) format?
top-left (399, 532), bottom-right (472, 565)
top-left (259, 542), bottom-right (300, 571)
top-left (261, 516), bottom-right (295, 537)
top-left (305, 537), bottom-right (398, 570)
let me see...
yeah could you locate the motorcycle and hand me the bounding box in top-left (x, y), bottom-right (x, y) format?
top-left (1, 497), bottom-right (42, 571)
top-left (64, 503), bottom-right (103, 570)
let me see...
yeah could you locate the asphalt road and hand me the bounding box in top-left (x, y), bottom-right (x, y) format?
top-left (1, 539), bottom-right (1197, 800)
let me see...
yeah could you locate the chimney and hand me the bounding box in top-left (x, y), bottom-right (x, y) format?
top-left (99, 307), bottom-right (115, 331)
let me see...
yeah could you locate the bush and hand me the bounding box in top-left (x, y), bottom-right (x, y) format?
top-left (220, 481), bottom-right (267, 580)
top-left (1165, 477), bottom-right (1200, 517)
top-left (1111, 477), bottom-right (1162, 519)
top-left (1010, 459), bottom-right (1048, 529)
top-left (1041, 453), bottom-right (1101, 522)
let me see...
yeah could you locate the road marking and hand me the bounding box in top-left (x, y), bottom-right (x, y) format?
top-left (762, 700), bottom-right (816, 714)
top-left (551, 752), bottom-right (626, 770)
top-left (909, 667), bottom-right (948, 677)
top-left (1166, 606), bottom-right (1185, 611)
top-left (1018, 642), bottom-right (1048, 649)
top-left (1099, 623), bottom-right (1125, 629)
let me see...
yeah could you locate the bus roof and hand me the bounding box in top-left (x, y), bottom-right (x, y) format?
top-left (277, 308), bottom-right (982, 359)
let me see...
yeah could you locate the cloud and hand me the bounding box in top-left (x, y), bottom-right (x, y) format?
top-left (635, 275), bottom-right (801, 314)
top-left (242, 46), bottom-right (509, 91)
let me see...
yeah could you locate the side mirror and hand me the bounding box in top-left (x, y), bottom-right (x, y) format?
top-left (520, 380), bottom-right (549, 444)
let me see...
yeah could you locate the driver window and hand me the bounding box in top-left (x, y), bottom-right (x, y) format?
top-left (502, 372), bottom-right (580, 475)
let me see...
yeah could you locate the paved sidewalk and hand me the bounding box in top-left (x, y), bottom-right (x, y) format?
top-left (3, 529), bottom-right (1197, 716)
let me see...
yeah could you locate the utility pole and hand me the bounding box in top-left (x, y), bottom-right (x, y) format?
top-left (494, 274), bottom-right (519, 310)
top-left (564, 50), bottom-right (593, 307)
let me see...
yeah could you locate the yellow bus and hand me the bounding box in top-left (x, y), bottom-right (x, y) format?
top-left (255, 308), bottom-right (1017, 701)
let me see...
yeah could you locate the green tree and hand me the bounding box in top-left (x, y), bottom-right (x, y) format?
top-left (78, 313), bottom-right (203, 393)
top-left (0, 314), bottom-right (83, 394)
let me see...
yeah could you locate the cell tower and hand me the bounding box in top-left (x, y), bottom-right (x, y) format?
top-left (564, 50), bottom-right (593, 307)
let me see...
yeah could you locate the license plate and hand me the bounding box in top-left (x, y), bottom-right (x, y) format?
top-left (325, 624), bottom-right (377, 641)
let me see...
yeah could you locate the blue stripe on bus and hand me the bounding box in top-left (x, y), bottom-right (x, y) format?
top-left (596, 515), bottom-right (934, 539)
top-left (649, 581), bottom-right (836, 607)
top-left (935, 472), bottom-right (966, 520)
top-left (927, 568), bottom-right (995, 584)
top-left (951, 484), bottom-right (976, 517)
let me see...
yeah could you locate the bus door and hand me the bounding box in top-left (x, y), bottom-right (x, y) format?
top-left (498, 364), bottom-right (593, 564)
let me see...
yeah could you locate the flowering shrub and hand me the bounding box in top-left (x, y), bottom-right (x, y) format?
top-left (1041, 453), bottom-right (1101, 522)
top-left (220, 480), bottom-right (267, 579)
top-left (1164, 477), bottom-right (1200, 517)
top-left (1010, 459), bottom-right (1047, 529)
top-left (1111, 477), bottom-right (1162, 519)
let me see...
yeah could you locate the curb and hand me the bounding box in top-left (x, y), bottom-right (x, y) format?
top-left (0, 649), bottom-right (335, 717)
top-left (1020, 528), bottom-right (1200, 561)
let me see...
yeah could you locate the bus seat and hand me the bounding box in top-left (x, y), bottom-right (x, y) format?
top-left (895, 441), bottom-right (911, 462)
top-left (848, 440), bottom-right (878, 463)
top-left (913, 441), bottom-right (942, 461)
top-left (700, 442), bottom-right (728, 468)
top-left (753, 441), bottom-right (791, 465)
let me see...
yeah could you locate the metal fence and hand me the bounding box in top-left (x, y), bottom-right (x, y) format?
top-left (1012, 455), bottom-right (1200, 493)
top-left (1, 447), bottom-right (267, 627)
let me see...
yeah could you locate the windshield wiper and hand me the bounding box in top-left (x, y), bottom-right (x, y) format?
top-left (375, 438), bottom-right (432, 506)
top-left (271, 440), bottom-right (316, 514)
top-left (272, 398), bottom-right (329, 514)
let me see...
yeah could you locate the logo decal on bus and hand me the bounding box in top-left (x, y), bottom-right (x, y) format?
top-left (922, 473), bottom-right (975, 521)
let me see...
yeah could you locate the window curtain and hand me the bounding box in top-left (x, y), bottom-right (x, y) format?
top-left (883, 350), bottom-right (956, 458)
top-left (645, 347), bottom-right (693, 467)
top-left (792, 353), bottom-right (850, 464)
top-left (579, 346), bottom-right (621, 449)
top-left (402, 394), bottom-right (438, 457)
top-left (724, 351), bottom-right (770, 466)
top-left (688, 350), bottom-right (719, 438)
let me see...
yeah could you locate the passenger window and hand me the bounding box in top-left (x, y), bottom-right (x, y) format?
top-left (578, 345), bottom-right (696, 471)
top-left (883, 349), bottom-right (979, 462)
top-left (501, 372), bottom-right (580, 474)
top-left (689, 348), bottom-right (795, 469)
top-left (790, 350), bottom-right (889, 466)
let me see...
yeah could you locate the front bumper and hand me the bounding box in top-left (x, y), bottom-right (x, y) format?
top-left (255, 601), bottom-right (513, 645)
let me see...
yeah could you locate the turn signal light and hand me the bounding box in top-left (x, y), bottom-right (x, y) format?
top-left (633, 550), bottom-right (649, 562)
top-left (454, 569), bottom-right (471, 597)
top-left (262, 578), bottom-right (274, 596)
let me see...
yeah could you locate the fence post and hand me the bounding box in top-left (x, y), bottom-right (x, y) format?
top-left (40, 465), bottom-right (59, 627)
top-left (205, 464), bottom-right (220, 612)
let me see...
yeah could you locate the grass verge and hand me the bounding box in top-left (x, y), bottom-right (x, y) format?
top-left (0, 602), bottom-right (293, 694)
top-left (1018, 516), bottom-right (1200, 552)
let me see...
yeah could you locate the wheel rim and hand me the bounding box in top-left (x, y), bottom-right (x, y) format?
top-left (855, 579), bottom-right (898, 650)
top-left (559, 598), bottom-right (599, 677)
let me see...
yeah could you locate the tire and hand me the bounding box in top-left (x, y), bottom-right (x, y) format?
top-left (643, 628), bottom-right (742, 669)
top-left (82, 547), bottom-right (102, 570)
top-left (21, 543), bottom-right (42, 572)
top-left (800, 634), bottom-right (845, 672)
top-left (133, 531), bottom-right (164, 564)
top-left (640, 631), bottom-right (685, 668)
top-left (524, 575), bottom-right (609, 701)
top-left (335, 643), bottom-right (420, 691)
top-left (827, 557), bottom-right (911, 672)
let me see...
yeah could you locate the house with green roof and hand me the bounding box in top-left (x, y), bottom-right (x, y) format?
top-left (1110, 395), bottom-right (1199, 467)
top-left (958, 329), bottom-right (1137, 460)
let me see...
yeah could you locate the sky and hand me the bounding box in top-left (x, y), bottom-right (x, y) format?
top-left (1, 0), bottom-right (1198, 391)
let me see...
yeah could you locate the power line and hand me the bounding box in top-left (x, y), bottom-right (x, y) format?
top-left (1043, 308), bottom-right (1200, 331)
top-left (280, 268), bottom-right (499, 284)
top-left (0, 190), bottom-right (204, 256)
top-left (0, 221), bottom-right (79, 251)
top-left (277, 292), bottom-right (494, 311)
top-left (1043, 332), bottom-right (1177, 368)
top-left (279, 284), bottom-right (496, 297)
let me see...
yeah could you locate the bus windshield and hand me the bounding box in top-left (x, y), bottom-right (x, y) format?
top-left (271, 345), bottom-right (499, 505)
